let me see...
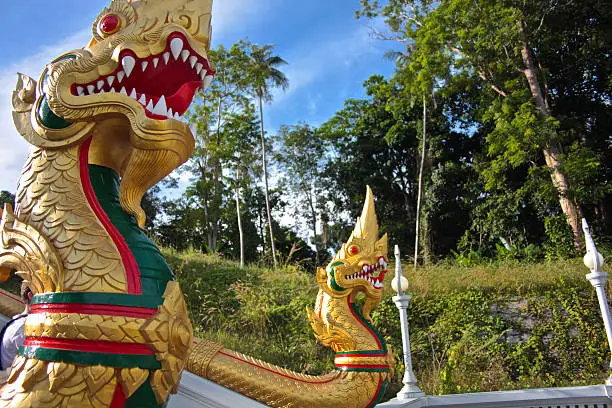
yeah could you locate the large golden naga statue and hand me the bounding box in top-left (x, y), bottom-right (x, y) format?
top-left (0, 0), bottom-right (394, 406)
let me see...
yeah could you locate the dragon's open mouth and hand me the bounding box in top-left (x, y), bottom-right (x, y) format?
top-left (71, 33), bottom-right (214, 120)
top-left (345, 256), bottom-right (388, 289)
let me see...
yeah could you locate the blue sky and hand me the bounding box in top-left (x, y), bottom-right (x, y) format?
top-left (0, 0), bottom-right (397, 193)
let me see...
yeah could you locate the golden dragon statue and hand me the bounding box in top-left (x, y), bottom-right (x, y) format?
top-left (0, 0), bottom-right (395, 406)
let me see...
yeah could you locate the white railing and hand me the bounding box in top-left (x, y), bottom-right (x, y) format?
top-left (168, 371), bottom-right (267, 408)
top-left (377, 385), bottom-right (612, 408)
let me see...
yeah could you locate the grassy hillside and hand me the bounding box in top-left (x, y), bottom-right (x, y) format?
top-left (164, 251), bottom-right (610, 401)
top-left (2, 250), bottom-right (609, 403)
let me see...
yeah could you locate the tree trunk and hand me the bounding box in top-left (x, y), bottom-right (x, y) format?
top-left (235, 171), bottom-right (244, 268)
top-left (197, 160), bottom-right (211, 252)
top-left (305, 186), bottom-right (319, 266)
top-left (518, 21), bottom-right (584, 249)
top-left (207, 92), bottom-right (225, 253)
top-left (414, 94), bottom-right (427, 273)
top-left (258, 96), bottom-right (278, 268)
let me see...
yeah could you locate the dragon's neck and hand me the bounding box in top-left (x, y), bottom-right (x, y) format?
top-left (316, 289), bottom-right (386, 352)
top-left (87, 164), bottom-right (172, 298)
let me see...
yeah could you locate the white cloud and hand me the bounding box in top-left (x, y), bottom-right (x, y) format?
top-left (270, 22), bottom-right (381, 106)
top-left (211, 0), bottom-right (275, 43)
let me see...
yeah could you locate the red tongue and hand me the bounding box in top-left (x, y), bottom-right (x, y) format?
top-left (167, 81), bottom-right (202, 115)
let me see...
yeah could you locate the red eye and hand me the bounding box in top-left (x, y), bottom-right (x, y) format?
top-left (347, 245), bottom-right (360, 256)
top-left (99, 14), bottom-right (120, 35)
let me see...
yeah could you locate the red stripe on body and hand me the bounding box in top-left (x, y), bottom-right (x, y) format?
top-left (30, 303), bottom-right (157, 318)
top-left (110, 384), bottom-right (127, 408)
top-left (79, 138), bottom-right (142, 295)
top-left (219, 351), bottom-right (341, 385)
top-left (24, 337), bottom-right (154, 355)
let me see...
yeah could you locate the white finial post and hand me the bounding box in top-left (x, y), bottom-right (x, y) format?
top-left (392, 245), bottom-right (424, 400)
top-left (582, 219), bottom-right (612, 385)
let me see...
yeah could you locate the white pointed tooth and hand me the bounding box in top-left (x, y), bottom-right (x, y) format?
top-left (122, 55), bottom-right (136, 77)
top-left (117, 71), bottom-right (125, 83)
top-left (200, 71), bottom-right (206, 81)
top-left (138, 94), bottom-right (147, 105)
top-left (97, 80), bottom-right (105, 90)
top-left (163, 52), bottom-right (170, 64)
top-left (202, 75), bottom-right (214, 92)
top-left (170, 38), bottom-right (183, 60)
top-left (87, 85), bottom-right (95, 94)
top-left (153, 58), bottom-right (159, 68)
top-left (174, 112), bottom-right (181, 120)
top-left (120, 87), bottom-right (127, 95)
top-left (129, 88), bottom-right (137, 99)
top-left (152, 95), bottom-right (167, 116)
top-left (76, 86), bottom-right (85, 96)
top-left (141, 61), bottom-right (149, 72)
top-left (168, 108), bottom-right (174, 118)
top-left (109, 87), bottom-right (116, 93)
top-left (189, 56), bottom-right (197, 68)
top-left (195, 63), bottom-right (203, 74)
top-left (146, 99), bottom-right (154, 112)
top-left (107, 76), bottom-right (115, 87)
top-left (181, 50), bottom-right (190, 62)
top-left (99, 89), bottom-right (106, 94)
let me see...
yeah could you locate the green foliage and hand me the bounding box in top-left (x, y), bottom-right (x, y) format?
top-left (357, 0), bottom-right (612, 250)
top-left (543, 215), bottom-right (576, 260)
top-left (0, 191), bottom-right (15, 209)
top-left (164, 248), bottom-right (332, 374)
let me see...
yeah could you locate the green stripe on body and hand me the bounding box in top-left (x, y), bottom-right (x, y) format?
top-left (32, 292), bottom-right (162, 308)
top-left (18, 346), bottom-right (161, 369)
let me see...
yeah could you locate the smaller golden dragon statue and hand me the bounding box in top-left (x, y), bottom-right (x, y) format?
top-left (185, 186), bottom-right (395, 408)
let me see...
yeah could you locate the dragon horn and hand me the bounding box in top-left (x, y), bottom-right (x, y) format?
top-left (352, 186), bottom-right (378, 241)
top-left (333, 186), bottom-right (382, 262)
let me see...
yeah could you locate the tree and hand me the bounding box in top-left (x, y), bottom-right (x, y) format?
top-left (0, 191), bottom-right (15, 209)
top-left (223, 105), bottom-right (261, 267)
top-left (276, 123), bottom-right (327, 265)
top-left (184, 43), bottom-right (250, 253)
top-left (244, 42), bottom-right (289, 268)
top-left (358, 0), bottom-right (612, 248)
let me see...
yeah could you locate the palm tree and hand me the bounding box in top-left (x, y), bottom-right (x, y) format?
top-left (245, 43), bottom-right (289, 268)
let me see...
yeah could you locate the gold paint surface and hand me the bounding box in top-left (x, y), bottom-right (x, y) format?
top-left (24, 313), bottom-right (148, 343)
top-left (0, 358), bottom-right (117, 408)
top-left (3, 0), bottom-right (214, 405)
top-left (142, 282), bottom-right (194, 403)
top-left (13, 147), bottom-right (127, 293)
